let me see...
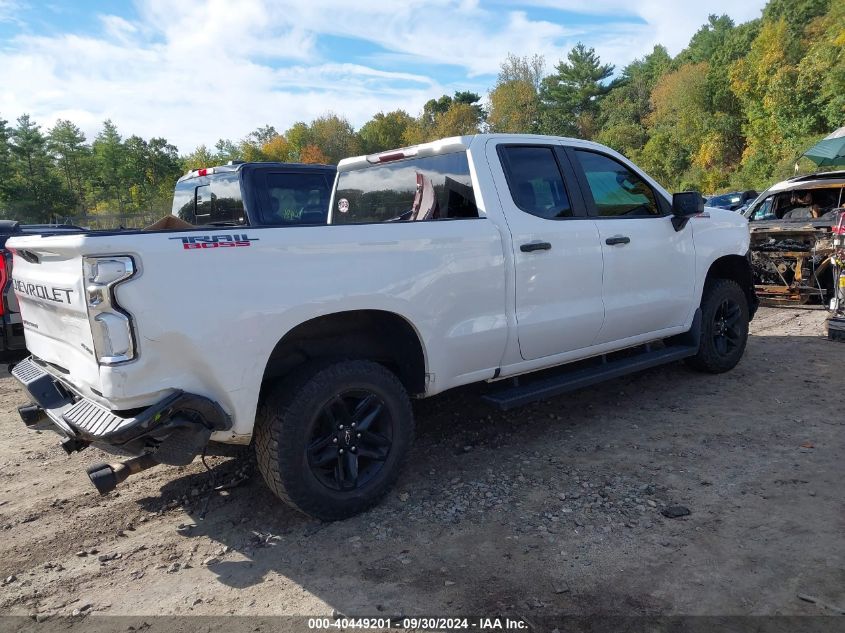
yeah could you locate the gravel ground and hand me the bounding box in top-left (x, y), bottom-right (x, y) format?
top-left (0, 307), bottom-right (842, 623)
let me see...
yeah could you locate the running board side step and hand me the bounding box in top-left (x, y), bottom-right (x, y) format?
top-left (483, 310), bottom-right (702, 411)
top-left (483, 343), bottom-right (698, 411)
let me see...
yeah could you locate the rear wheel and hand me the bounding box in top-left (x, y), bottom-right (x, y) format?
top-left (686, 278), bottom-right (749, 374)
top-left (254, 359), bottom-right (414, 521)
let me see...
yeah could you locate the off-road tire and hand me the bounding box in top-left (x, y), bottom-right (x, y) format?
top-left (686, 278), bottom-right (749, 374)
top-left (254, 359), bottom-right (414, 521)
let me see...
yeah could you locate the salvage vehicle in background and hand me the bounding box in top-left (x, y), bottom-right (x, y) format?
top-left (7, 134), bottom-right (757, 520)
top-left (744, 171), bottom-right (844, 305)
top-left (707, 190), bottom-right (758, 212)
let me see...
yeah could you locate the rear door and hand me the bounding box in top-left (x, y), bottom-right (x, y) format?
top-left (566, 147), bottom-right (694, 344)
top-left (487, 140), bottom-right (605, 360)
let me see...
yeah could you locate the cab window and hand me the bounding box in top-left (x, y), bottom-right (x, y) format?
top-left (574, 150), bottom-right (661, 217)
top-left (333, 152), bottom-right (478, 224)
top-left (498, 146), bottom-right (573, 220)
top-left (259, 172), bottom-right (332, 225)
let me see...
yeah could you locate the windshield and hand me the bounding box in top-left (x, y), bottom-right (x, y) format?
top-left (709, 193), bottom-right (742, 207)
top-left (747, 185), bottom-right (844, 221)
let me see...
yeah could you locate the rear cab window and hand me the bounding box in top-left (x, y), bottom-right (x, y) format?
top-left (172, 172), bottom-right (246, 225)
top-left (333, 152), bottom-right (478, 224)
top-left (253, 171), bottom-right (333, 225)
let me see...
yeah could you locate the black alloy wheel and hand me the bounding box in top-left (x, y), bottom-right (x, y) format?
top-left (307, 391), bottom-right (393, 491)
top-left (712, 297), bottom-right (743, 357)
top-left (254, 359), bottom-right (414, 520)
top-left (686, 278), bottom-right (749, 374)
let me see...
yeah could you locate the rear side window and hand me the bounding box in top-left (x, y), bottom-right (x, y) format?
top-left (172, 181), bottom-right (195, 221)
top-left (171, 172), bottom-right (246, 225)
top-left (258, 172), bottom-right (332, 225)
top-left (498, 146), bottom-right (573, 219)
top-left (574, 150), bottom-right (661, 217)
top-left (333, 152), bottom-right (478, 224)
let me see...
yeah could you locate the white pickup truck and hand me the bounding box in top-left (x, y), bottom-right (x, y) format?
top-left (7, 134), bottom-right (757, 520)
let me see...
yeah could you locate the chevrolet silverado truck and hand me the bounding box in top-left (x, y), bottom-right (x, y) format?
top-left (7, 135), bottom-right (757, 520)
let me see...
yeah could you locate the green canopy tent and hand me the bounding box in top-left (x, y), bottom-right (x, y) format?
top-left (800, 126), bottom-right (845, 168)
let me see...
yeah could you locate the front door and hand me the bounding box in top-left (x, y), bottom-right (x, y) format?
top-left (487, 141), bottom-right (605, 361)
top-left (567, 147), bottom-right (695, 345)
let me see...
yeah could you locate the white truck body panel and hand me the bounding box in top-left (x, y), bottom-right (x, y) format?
top-left (7, 134), bottom-right (751, 443)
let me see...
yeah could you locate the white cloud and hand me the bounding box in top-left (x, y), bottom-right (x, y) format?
top-left (0, 0), bottom-right (24, 23)
top-left (0, 0), bottom-right (767, 152)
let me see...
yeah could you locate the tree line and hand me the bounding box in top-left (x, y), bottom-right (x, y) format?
top-left (1, 0), bottom-right (841, 224)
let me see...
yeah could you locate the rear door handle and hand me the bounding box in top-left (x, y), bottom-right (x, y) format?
top-left (605, 235), bottom-right (630, 246)
top-left (520, 241), bottom-right (552, 253)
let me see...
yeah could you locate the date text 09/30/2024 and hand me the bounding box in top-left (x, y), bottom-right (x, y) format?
top-left (307, 617), bottom-right (528, 630)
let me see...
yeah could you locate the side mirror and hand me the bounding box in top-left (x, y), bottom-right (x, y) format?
top-left (671, 191), bottom-right (704, 231)
top-left (672, 191), bottom-right (704, 216)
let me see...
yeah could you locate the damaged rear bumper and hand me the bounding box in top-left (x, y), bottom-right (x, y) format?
top-left (10, 356), bottom-right (231, 465)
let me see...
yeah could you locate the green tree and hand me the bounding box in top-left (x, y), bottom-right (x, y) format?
top-left (797, 1), bottom-right (845, 131)
top-left (432, 102), bottom-right (482, 137)
top-left (182, 144), bottom-right (215, 171)
top-left (763, 0), bottom-right (831, 38)
top-left (7, 115), bottom-right (73, 221)
top-left (0, 118), bottom-right (11, 211)
top-left (359, 110), bottom-right (414, 153)
top-left (677, 14), bottom-right (737, 64)
top-left (730, 15), bottom-right (830, 183)
top-left (639, 63), bottom-right (715, 189)
top-left (488, 54), bottom-right (545, 133)
top-left (595, 45), bottom-right (671, 156)
top-left (214, 138), bottom-right (242, 163)
top-left (47, 119), bottom-right (89, 212)
top-left (540, 43), bottom-right (615, 139)
top-left (308, 113), bottom-right (360, 164)
top-left (91, 120), bottom-right (127, 212)
top-left (261, 135), bottom-right (291, 162)
top-left (284, 122), bottom-right (312, 161)
top-left (416, 91), bottom-right (485, 141)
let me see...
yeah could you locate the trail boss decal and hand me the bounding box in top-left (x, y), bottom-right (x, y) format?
top-left (13, 279), bottom-right (74, 304)
top-left (169, 234), bottom-right (258, 250)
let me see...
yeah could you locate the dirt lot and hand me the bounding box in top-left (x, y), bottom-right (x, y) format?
top-left (0, 307), bottom-right (842, 623)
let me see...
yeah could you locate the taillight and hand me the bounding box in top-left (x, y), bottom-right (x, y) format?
top-left (83, 256), bottom-right (137, 365)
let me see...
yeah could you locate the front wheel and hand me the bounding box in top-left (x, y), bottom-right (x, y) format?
top-left (685, 278), bottom-right (749, 374)
top-left (254, 359), bottom-right (414, 521)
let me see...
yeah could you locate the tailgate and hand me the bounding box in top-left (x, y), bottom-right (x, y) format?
top-left (8, 239), bottom-right (101, 388)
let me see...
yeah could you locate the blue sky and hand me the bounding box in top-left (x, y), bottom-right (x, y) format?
top-left (0, 0), bottom-right (767, 151)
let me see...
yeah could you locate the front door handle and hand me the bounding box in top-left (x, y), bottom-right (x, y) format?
top-left (605, 235), bottom-right (631, 246)
top-left (520, 241), bottom-right (552, 253)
